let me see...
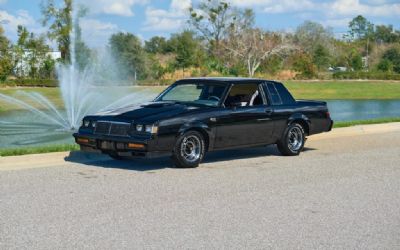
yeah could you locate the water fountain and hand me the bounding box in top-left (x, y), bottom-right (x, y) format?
top-left (0, 5), bottom-right (156, 148)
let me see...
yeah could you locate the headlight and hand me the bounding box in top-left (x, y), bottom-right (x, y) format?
top-left (84, 120), bottom-right (90, 127)
top-left (145, 125), bottom-right (158, 134)
top-left (136, 124), bottom-right (143, 131)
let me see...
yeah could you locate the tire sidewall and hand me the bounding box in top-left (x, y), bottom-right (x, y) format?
top-left (285, 123), bottom-right (305, 155)
top-left (173, 130), bottom-right (205, 168)
top-left (277, 123), bottom-right (305, 156)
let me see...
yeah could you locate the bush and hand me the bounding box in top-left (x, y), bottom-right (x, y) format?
top-left (0, 78), bottom-right (58, 87)
top-left (333, 71), bottom-right (400, 80)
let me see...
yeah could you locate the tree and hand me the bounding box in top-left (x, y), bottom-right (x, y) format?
top-left (377, 59), bottom-right (393, 72)
top-left (189, 0), bottom-right (254, 56)
top-left (225, 28), bottom-right (293, 77)
top-left (292, 52), bottom-right (317, 79)
top-left (145, 36), bottom-right (168, 54)
top-left (0, 25), bottom-right (12, 81)
top-left (169, 31), bottom-right (203, 74)
top-left (374, 25), bottom-right (400, 44)
top-left (189, 0), bottom-right (231, 55)
top-left (381, 47), bottom-right (400, 73)
top-left (294, 21), bottom-right (333, 54)
top-left (41, 0), bottom-right (72, 62)
top-left (109, 32), bottom-right (147, 80)
top-left (313, 44), bottom-right (330, 71)
top-left (348, 15), bottom-right (374, 40)
top-left (12, 25), bottom-right (54, 78)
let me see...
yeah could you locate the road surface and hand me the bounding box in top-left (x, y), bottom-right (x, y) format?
top-left (1, 123), bottom-right (400, 249)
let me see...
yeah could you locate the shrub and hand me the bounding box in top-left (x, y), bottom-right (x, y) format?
top-left (1, 78), bottom-right (58, 87)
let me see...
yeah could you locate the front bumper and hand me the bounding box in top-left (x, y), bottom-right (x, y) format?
top-left (73, 133), bottom-right (171, 158)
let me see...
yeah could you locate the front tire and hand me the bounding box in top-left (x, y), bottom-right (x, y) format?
top-left (277, 123), bottom-right (305, 156)
top-left (172, 131), bottom-right (205, 168)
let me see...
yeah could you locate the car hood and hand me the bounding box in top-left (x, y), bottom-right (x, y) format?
top-left (93, 101), bottom-right (200, 123)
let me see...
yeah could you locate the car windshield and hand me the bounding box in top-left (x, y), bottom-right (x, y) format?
top-left (156, 82), bottom-right (227, 107)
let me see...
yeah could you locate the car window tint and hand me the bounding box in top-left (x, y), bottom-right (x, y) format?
top-left (275, 83), bottom-right (295, 105)
top-left (161, 84), bottom-right (201, 101)
top-left (265, 83), bottom-right (282, 105)
top-left (224, 83), bottom-right (264, 107)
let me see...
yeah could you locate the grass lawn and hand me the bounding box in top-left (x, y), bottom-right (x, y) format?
top-left (285, 80), bottom-right (400, 100)
top-left (0, 144), bottom-right (79, 157)
top-left (333, 117), bottom-right (400, 128)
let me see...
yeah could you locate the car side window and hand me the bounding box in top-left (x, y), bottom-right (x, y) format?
top-left (274, 83), bottom-right (296, 105)
top-left (264, 82), bottom-right (283, 105)
top-left (224, 83), bottom-right (264, 107)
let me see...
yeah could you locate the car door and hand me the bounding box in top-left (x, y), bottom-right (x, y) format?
top-left (213, 83), bottom-right (275, 149)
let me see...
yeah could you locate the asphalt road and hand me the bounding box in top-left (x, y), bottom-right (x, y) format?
top-left (1, 127), bottom-right (400, 249)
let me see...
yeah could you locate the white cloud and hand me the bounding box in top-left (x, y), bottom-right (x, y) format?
top-left (230, 0), bottom-right (400, 17)
top-left (229, 0), bottom-right (315, 13)
top-left (0, 10), bottom-right (45, 41)
top-left (142, 0), bottom-right (191, 32)
top-left (330, 0), bottom-right (400, 17)
top-left (77, 0), bottom-right (148, 17)
top-left (79, 18), bottom-right (121, 47)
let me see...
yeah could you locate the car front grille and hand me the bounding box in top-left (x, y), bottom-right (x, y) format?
top-left (94, 121), bottom-right (131, 137)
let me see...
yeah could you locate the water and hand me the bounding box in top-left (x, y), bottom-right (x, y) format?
top-left (327, 100), bottom-right (400, 121)
top-left (1, 99), bottom-right (399, 149)
top-left (0, 3), bottom-right (156, 147)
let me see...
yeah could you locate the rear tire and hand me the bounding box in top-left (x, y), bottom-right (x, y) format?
top-left (172, 131), bottom-right (205, 168)
top-left (277, 123), bottom-right (305, 156)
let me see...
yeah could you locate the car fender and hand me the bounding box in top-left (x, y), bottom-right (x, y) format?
top-left (287, 113), bottom-right (311, 135)
top-left (178, 122), bottom-right (214, 151)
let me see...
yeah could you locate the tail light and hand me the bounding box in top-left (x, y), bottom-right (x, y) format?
top-left (326, 111), bottom-right (331, 118)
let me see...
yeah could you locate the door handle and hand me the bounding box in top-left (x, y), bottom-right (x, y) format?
top-left (265, 108), bottom-right (273, 115)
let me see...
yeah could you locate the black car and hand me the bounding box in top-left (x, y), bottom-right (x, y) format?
top-left (74, 78), bottom-right (333, 168)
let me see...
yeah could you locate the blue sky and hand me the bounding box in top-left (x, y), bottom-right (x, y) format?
top-left (1, 0), bottom-right (399, 48)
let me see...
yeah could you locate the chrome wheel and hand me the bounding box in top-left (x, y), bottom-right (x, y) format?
top-left (288, 126), bottom-right (303, 152)
top-left (180, 135), bottom-right (201, 163)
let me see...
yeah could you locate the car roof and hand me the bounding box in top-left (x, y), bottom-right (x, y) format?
top-left (176, 77), bottom-right (273, 84)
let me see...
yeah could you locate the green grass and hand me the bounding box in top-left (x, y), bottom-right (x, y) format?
top-left (333, 117), bottom-right (400, 128)
top-left (285, 80), bottom-right (400, 100)
top-left (0, 144), bottom-right (79, 157)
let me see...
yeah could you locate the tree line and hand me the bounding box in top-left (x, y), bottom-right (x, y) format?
top-left (1, 0), bottom-right (400, 83)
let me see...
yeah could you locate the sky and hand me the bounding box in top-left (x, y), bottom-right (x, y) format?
top-left (0, 0), bottom-right (399, 49)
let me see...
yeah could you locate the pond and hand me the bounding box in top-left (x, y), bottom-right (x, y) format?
top-left (1, 99), bottom-right (400, 149)
top-left (326, 100), bottom-right (400, 121)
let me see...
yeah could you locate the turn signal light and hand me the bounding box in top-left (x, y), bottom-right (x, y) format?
top-left (128, 143), bottom-right (145, 149)
top-left (77, 138), bottom-right (89, 144)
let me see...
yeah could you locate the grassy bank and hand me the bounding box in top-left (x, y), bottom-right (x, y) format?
top-left (1, 118), bottom-right (399, 157)
top-left (284, 80), bottom-right (400, 100)
top-left (333, 117), bottom-right (400, 128)
top-left (0, 144), bottom-right (79, 157)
